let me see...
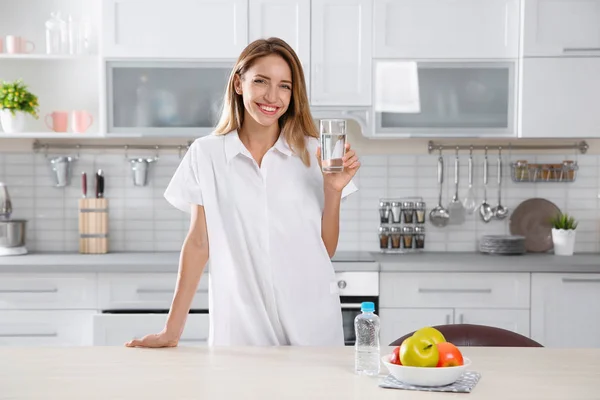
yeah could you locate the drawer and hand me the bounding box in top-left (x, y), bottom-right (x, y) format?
top-left (92, 313), bottom-right (209, 346)
top-left (98, 273), bottom-right (209, 310)
top-left (0, 274), bottom-right (97, 310)
top-left (0, 310), bottom-right (96, 346)
top-left (380, 272), bottom-right (530, 309)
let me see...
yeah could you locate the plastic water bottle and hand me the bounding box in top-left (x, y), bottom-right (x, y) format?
top-left (354, 301), bottom-right (380, 376)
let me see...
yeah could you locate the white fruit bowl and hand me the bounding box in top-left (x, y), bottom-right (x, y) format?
top-left (381, 355), bottom-right (472, 387)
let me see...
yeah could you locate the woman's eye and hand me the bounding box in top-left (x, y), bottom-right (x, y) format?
top-left (253, 79), bottom-right (265, 84)
top-left (281, 84), bottom-right (292, 90)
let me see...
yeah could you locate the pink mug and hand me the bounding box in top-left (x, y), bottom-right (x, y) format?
top-left (72, 110), bottom-right (93, 133)
top-left (6, 36), bottom-right (35, 54)
top-left (45, 112), bottom-right (69, 132)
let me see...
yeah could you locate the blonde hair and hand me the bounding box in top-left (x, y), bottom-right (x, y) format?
top-left (214, 37), bottom-right (317, 167)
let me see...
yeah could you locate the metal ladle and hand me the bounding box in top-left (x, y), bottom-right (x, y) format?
top-left (492, 147), bottom-right (509, 220)
top-left (430, 150), bottom-right (450, 227)
top-left (479, 147), bottom-right (494, 223)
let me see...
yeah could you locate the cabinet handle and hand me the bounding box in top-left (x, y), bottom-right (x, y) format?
top-left (418, 288), bottom-right (492, 294)
top-left (137, 288), bottom-right (208, 294)
top-left (0, 332), bottom-right (58, 338)
top-left (0, 288), bottom-right (58, 293)
top-left (563, 47), bottom-right (600, 52)
top-left (562, 278), bottom-right (600, 284)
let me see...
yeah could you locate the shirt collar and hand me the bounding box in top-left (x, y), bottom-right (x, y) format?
top-left (224, 130), bottom-right (292, 163)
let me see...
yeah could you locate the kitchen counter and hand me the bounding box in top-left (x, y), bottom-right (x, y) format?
top-left (375, 252), bottom-right (600, 273)
top-left (1, 346), bottom-right (598, 399)
top-left (0, 251), bottom-right (378, 273)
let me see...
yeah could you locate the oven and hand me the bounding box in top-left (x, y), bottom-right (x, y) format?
top-left (335, 271), bottom-right (379, 346)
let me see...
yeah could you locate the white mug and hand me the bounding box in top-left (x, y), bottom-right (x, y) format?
top-left (6, 36), bottom-right (35, 54)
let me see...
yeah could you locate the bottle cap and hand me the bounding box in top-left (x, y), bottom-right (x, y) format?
top-left (361, 302), bottom-right (375, 312)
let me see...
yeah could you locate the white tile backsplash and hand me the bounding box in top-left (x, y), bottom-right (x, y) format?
top-left (1, 151), bottom-right (598, 253)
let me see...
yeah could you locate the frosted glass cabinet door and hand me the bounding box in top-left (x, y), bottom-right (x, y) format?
top-left (107, 62), bottom-right (232, 137)
top-left (373, 61), bottom-right (516, 137)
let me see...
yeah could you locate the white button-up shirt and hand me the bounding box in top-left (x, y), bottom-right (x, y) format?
top-left (164, 130), bottom-right (357, 346)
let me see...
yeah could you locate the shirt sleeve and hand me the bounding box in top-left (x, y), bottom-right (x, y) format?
top-left (341, 179), bottom-right (358, 200)
top-left (163, 141), bottom-right (203, 213)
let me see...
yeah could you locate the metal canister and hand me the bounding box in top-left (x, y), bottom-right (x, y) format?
top-left (402, 201), bottom-right (415, 224)
top-left (401, 226), bottom-right (414, 249)
top-left (414, 225), bottom-right (425, 249)
top-left (378, 226), bottom-right (390, 250)
top-left (391, 201), bottom-right (402, 223)
top-left (379, 201), bottom-right (391, 224)
top-left (415, 201), bottom-right (426, 224)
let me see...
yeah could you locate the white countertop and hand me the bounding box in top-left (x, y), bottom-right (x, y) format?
top-left (1, 346), bottom-right (598, 399)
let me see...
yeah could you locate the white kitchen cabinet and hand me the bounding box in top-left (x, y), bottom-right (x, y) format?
top-left (101, 0), bottom-right (248, 59)
top-left (379, 308), bottom-right (453, 346)
top-left (249, 0), bottom-right (310, 96)
top-left (92, 313), bottom-right (209, 346)
top-left (379, 272), bottom-right (530, 309)
top-left (523, 0), bottom-right (600, 57)
top-left (0, 274), bottom-right (97, 310)
top-left (455, 308), bottom-right (530, 337)
top-left (310, 0), bottom-right (372, 106)
top-left (373, 0), bottom-right (519, 59)
top-left (531, 274), bottom-right (600, 348)
top-left (0, 310), bottom-right (96, 346)
top-left (98, 273), bottom-right (209, 310)
top-left (520, 58), bottom-right (600, 138)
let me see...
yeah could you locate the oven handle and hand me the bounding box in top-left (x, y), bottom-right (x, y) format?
top-left (341, 303), bottom-right (364, 309)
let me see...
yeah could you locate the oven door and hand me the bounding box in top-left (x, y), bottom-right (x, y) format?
top-left (341, 296), bottom-right (379, 346)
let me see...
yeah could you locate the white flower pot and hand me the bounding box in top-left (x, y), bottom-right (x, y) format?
top-left (0, 109), bottom-right (26, 133)
top-left (552, 229), bottom-right (576, 256)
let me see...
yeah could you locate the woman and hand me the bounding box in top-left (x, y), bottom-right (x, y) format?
top-left (125, 37), bottom-right (360, 347)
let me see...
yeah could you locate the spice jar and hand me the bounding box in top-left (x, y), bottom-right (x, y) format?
top-left (391, 201), bottom-right (402, 223)
top-left (390, 227), bottom-right (401, 249)
top-left (402, 201), bottom-right (415, 224)
top-left (378, 226), bottom-right (390, 250)
top-left (515, 160), bottom-right (529, 181)
top-left (562, 160), bottom-right (575, 181)
top-left (414, 226), bottom-right (425, 249)
top-left (401, 226), bottom-right (414, 249)
top-left (379, 201), bottom-right (391, 224)
top-left (415, 201), bottom-right (426, 224)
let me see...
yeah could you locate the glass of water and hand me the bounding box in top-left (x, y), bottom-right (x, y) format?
top-left (320, 119), bottom-right (346, 173)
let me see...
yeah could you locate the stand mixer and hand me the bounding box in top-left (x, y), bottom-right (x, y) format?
top-left (0, 182), bottom-right (28, 256)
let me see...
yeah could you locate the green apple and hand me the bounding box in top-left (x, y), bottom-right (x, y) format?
top-left (399, 335), bottom-right (440, 367)
top-left (413, 327), bottom-right (446, 345)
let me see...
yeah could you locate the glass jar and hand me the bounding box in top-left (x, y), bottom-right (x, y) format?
top-left (379, 201), bottom-right (391, 224)
top-left (402, 201), bottom-right (415, 224)
top-left (390, 227), bottom-right (401, 249)
top-left (401, 226), bottom-right (414, 249)
top-left (391, 201), bottom-right (402, 223)
top-left (414, 226), bottom-right (425, 249)
top-left (415, 201), bottom-right (426, 224)
top-left (378, 226), bottom-right (390, 250)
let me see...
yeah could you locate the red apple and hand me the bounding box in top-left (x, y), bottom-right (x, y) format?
top-left (389, 346), bottom-right (402, 365)
top-left (436, 342), bottom-right (464, 367)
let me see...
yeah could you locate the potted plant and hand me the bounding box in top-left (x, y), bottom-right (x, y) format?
top-left (0, 79), bottom-right (39, 133)
top-left (550, 213), bottom-right (578, 256)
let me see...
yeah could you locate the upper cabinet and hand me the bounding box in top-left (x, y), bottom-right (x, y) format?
top-left (373, 0), bottom-right (520, 59)
top-left (310, 0), bottom-right (372, 106)
top-left (520, 58), bottom-right (600, 138)
top-left (523, 0), bottom-right (600, 57)
top-left (101, 0), bottom-right (248, 59)
top-left (248, 0), bottom-right (311, 96)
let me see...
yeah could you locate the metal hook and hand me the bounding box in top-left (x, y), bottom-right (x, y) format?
top-left (154, 145), bottom-right (160, 161)
top-left (455, 146), bottom-right (460, 157)
top-left (469, 146), bottom-right (473, 157)
top-left (484, 146), bottom-right (488, 157)
top-left (124, 145), bottom-right (129, 160)
top-left (438, 146), bottom-right (443, 156)
top-left (75, 144), bottom-right (81, 160)
top-left (498, 146), bottom-right (502, 156)
top-left (43, 144), bottom-right (49, 158)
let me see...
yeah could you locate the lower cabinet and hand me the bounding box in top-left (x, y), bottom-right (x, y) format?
top-left (380, 308), bottom-right (530, 346)
top-left (92, 313), bottom-right (210, 346)
top-left (0, 310), bottom-right (96, 346)
top-left (531, 273), bottom-right (600, 348)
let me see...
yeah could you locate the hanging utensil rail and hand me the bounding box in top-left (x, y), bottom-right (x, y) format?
top-left (32, 140), bottom-right (191, 154)
top-left (427, 140), bottom-right (589, 154)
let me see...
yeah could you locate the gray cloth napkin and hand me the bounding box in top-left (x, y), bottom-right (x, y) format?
top-left (379, 371), bottom-right (481, 393)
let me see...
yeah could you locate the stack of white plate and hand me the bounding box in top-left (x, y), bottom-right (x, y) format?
top-left (479, 235), bottom-right (526, 255)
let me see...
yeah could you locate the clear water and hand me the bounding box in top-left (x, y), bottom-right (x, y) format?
top-left (320, 133), bottom-right (346, 172)
top-left (354, 311), bottom-right (381, 376)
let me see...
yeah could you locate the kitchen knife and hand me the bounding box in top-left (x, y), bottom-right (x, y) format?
top-left (82, 172), bottom-right (87, 198)
top-left (96, 169), bottom-right (104, 198)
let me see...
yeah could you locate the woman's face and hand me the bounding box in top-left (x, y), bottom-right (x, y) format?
top-left (235, 54), bottom-right (293, 128)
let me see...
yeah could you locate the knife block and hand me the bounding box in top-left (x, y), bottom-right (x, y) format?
top-left (78, 198), bottom-right (108, 254)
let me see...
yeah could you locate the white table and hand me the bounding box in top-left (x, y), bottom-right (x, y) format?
top-left (1, 346), bottom-right (599, 399)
